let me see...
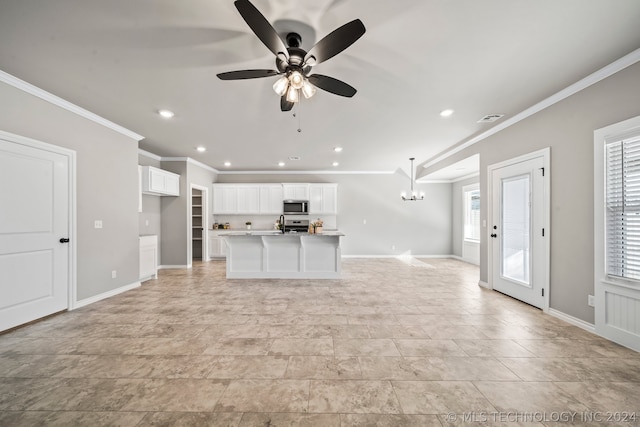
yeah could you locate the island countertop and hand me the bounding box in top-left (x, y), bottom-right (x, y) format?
top-left (216, 230), bottom-right (345, 237)
top-left (222, 231), bottom-right (343, 279)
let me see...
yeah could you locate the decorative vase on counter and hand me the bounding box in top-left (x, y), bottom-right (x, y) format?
top-left (315, 226), bottom-right (323, 233)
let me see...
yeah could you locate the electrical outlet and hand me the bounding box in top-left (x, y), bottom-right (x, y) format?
top-left (588, 294), bottom-right (595, 307)
top-left (363, 219), bottom-right (367, 225)
top-left (111, 270), bottom-right (117, 279)
top-left (145, 219), bottom-right (149, 226)
top-left (391, 245), bottom-right (396, 250)
top-left (94, 220), bottom-right (103, 229)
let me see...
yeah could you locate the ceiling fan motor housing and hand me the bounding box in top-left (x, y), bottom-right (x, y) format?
top-left (286, 32), bottom-right (302, 48)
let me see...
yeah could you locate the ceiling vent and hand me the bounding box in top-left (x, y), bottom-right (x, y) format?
top-left (288, 156), bottom-right (301, 161)
top-left (477, 114), bottom-right (504, 123)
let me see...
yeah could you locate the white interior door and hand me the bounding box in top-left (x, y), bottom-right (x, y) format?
top-left (490, 152), bottom-right (548, 309)
top-left (0, 136), bottom-right (70, 331)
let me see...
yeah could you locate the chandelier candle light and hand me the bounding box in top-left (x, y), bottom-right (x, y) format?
top-left (401, 157), bottom-right (425, 201)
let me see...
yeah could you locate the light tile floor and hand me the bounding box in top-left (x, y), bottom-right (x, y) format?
top-left (1, 258), bottom-right (639, 426)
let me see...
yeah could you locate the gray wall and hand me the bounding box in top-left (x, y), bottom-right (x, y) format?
top-left (422, 61), bottom-right (640, 324)
top-left (216, 173), bottom-right (452, 256)
top-left (451, 176), bottom-right (480, 258)
top-left (160, 161), bottom-right (188, 266)
top-left (159, 160), bottom-right (217, 266)
top-left (0, 81), bottom-right (140, 301)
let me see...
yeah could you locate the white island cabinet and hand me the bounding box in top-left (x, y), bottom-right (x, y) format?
top-left (224, 232), bottom-right (343, 279)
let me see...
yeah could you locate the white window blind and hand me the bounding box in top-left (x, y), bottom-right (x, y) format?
top-left (464, 188), bottom-right (481, 241)
top-left (606, 133), bottom-right (640, 281)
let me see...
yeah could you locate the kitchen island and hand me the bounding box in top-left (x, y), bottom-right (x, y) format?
top-left (223, 231), bottom-right (344, 279)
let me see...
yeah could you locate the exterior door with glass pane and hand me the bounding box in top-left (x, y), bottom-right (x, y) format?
top-left (491, 156), bottom-right (546, 309)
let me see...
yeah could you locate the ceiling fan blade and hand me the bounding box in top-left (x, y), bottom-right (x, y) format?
top-left (217, 69), bottom-right (280, 80)
top-left (281, 96), bottom-right (294, 112)
top-left (307, 74), bottom-right (357, 97)
top-left (304, 19), bottom-right (365, 65)
top-left (234, 0), bottom-right (289, 60)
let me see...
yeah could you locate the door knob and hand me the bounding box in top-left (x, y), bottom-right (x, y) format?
top-left (490, 233), bottom-right (497, 238)
top-left (60, 238), bottom-right (70, 243)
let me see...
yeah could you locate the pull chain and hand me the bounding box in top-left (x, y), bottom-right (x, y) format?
top-left (293, 104), bottom-right (302, 133)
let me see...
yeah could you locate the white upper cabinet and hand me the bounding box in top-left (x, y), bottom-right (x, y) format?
top-left (213, 184), bottom-right (237, 214)
top-left (283, 184), bottom-right (310, 200)
top-left (212, 183), bottom-right (336, 215)
top-left (309, 184), bottom-right (338, 214)
top-left (236, 185), bottom-right (260, 213)
top-left (140, 165), bottom-right (180, 196)
top-left (259, 184), bottom-right (284, 214)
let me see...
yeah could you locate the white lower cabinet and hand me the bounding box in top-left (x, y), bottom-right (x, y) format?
top-left (209, 231), bottom-right (227, 258)
top-left (139, 235), bottom-right (158, 281)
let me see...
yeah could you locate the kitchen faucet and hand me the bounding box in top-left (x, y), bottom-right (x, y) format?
top-left (279, 214), bottom-right (285, 234)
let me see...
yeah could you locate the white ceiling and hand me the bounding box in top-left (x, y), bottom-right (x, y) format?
top-left (1, 0), bottom-right (639, 173)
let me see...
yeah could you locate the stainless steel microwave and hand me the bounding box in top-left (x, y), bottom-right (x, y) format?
top-left (283, 200), bottom-right (309, 215)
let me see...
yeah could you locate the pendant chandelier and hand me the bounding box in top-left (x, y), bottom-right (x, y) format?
top-left (401, 157), bottom-right (424, 201)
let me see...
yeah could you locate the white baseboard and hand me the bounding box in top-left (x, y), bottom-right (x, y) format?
top-left (548, 308), bottom-right (596, 334)
top-left (72, 281), bottom-right (140, 310)
top-left (342, 254), bottom-right (454, 259)
top-left (159, 265), bottom-right (190, 269)
top-left (450, 255), bottom-right (480, 266)
top-left (478, 280), bottom-right (491, 289)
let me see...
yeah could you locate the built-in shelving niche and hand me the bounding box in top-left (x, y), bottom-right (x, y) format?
top-left (192, 188), bottom-right (203, 260)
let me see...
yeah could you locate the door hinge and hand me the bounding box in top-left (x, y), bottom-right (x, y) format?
top-left (542, 288), bottom-right (545, 297)
top-left (539, 167), bottom-right (545, 176)
top-left (542, 228), bottom-right (545, 237)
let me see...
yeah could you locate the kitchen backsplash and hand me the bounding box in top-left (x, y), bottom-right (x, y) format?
top-left (213, 215), bottom-right (337, 230)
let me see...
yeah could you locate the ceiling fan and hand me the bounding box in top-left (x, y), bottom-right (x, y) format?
top-left (217, 0), bottom-right (366, 111)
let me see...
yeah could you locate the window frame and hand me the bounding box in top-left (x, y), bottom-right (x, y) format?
top-left (595, 116), bottom-right (640, 289)
top-left (462, 183), bottom-right (481, 243)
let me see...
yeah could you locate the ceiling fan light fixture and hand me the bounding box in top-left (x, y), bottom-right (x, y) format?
top-left (273, 76), bottom-right (289, 96)
top-left (289, 70), bottom-right (305, 90)
top-left (301, 80), bottom-right (316, 99)
top-left (286, 86), bottom-right (299, 103)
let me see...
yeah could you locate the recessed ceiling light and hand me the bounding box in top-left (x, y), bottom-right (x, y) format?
top-left (440, 109), bottom-right (454, 117)
top-left (158, 109), bottom-right (175, 119)
top-left (224, 161), bottom-right (231, 167)
top-left (334, 147), bottom-right (343, 152)
top-left (332, 162), bottom-right (339, 167)
top-left (278, 162), bottom-right (285, 167)
top-left (196, 146), bottom-right (206, 153)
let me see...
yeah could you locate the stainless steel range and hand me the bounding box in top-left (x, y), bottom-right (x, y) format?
top-left (284, 219), bottom-right (309, 233)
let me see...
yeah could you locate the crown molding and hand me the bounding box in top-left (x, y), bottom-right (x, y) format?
top-left (162, 156), bottom-right (219, 173)
top-left (417, 172), bottom-right (479, 184)
top-left (138, 149), bottom-right (162, 161)
top-left (218, 170), bottom-right (396, 175)
top-left (0, 69), bottom-right (144, 142)
top-left (422, 47), bottom-right (640, 170)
